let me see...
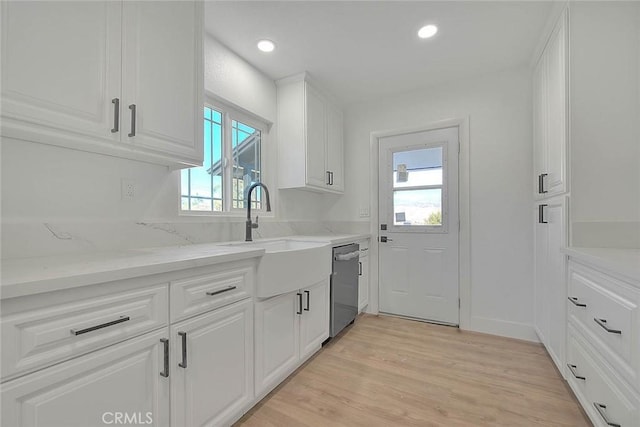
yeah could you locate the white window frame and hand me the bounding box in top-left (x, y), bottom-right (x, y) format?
top-left (180, 97), bottom-right (271, 217)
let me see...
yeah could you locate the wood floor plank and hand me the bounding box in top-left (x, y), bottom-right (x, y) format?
top-left (235, 314), bottom-right (591, 426)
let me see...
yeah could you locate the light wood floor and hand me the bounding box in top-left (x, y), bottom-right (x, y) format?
top-left (235, 314), bottom-right (591, 427)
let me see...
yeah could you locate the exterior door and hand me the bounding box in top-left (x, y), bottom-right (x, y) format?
top-left (378, 127), bottom-right (460, 325)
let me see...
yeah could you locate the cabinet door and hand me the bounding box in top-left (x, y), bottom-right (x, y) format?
top-left (304, 83), bottom-right (328, 188)
top-left (534, 204), bottom-right (549, 344)
top-left (358, 256), bottom-right (370, 313)
top-left (122, 0), bottom-right (203, 165)
top-left (533, 53), bottom-right (548, 198)
top-left (254, 292), bottom-right (300, 398)
top-left (1, 1), bottom-right (121, 143)
top-left (545, 197), bottom-right (567, 374)
top-left (171, 299), bottom-right (253, 427)
top-left (534, 197), bottom-right (567, 374)
top-left (300, 280), bottom-right (330, 361)
top-left (1, 330), bottom-right (170, 427)
top-left (545, 12), bottom-right (568, 196)
top-left (326, 103), bottom-right (345, 192)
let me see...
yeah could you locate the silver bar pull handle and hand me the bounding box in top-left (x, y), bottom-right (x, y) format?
top-left (593, 403), bottom-right (621, 427)
top-left (70, 316), bottom-right (130, 335)
top-left (178, 332), bottom-right (187, 368)
top-left (206, 285), bottom-right (237, 296)
top-left (111, 98), bottom-right (119, 133)
top-left (594, 318), bottom-right (622, 335)
top-left (304, 290), bottom-right (310, 311)
top-left (128, 104), bottom-right (136, 137)
top-left (359, 261), bottom-right (363, 276)
top-left (568, 297), bottom-right (587, 308)
top-left (326, 171), bottom-right (331, 185)
top-left (160, 338), bottom-right (169, 378)
top-left (329, 171), bottom-right (334, 185)
top-left (567, 364), bottom-right (586, 380)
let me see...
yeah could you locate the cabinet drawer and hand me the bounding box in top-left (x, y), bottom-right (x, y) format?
top-left (1, 284), bottom-right (168, 381)
top-left (170, 264), bottom-right (253, 322)
top-left (567, 325), bottom-right (639, 427)
top-left (567, 262), bottom-right (639, 387)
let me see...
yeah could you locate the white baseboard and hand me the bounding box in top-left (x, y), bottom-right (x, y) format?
top-left (466, 316), bottom-right (540, 342)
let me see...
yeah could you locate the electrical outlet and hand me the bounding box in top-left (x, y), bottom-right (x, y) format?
top-left (359, 206), bottom-right (370, 218)
top-left (121, 179), bottom-right (135, 200)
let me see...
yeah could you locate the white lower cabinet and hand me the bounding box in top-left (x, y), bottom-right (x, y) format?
top-left (1, 329), bottom-right (171, 427)
top-left (255, 279), bottom-right (329, 399)
top-left (171, 298), bottom-right (253, 427)
top-left (357, 239), bottom-right (370, 313)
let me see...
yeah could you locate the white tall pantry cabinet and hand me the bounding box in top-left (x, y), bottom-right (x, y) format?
top-left (533, 8), bottom-right (568, 375)
top-left (535, 4), bottom-right (640, 426)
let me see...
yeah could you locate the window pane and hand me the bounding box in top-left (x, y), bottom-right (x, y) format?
top-left (182, 107), bottom-right (223, 212)
top-left (232, 119), bottom-right (261, 209)
top-left (180, 169), bottom-right (189, 196)
top-left (190, 198), bottom-right (212, 211)
top-left (393, 188), bottom-right (442, 226)
top-left (393, 147), bottom-right (443, 188)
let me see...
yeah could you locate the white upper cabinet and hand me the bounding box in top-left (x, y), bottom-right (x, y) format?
top-left (326, 102), bottom-right (345, 192)
top-left (1, 1), bottom-right (203, 168)
top-left (121, 1), bottom-right (202, 164)
top-left (1, 1), bottom-right (122, 144)
top-left (276, 73), bottom-right (345, 194)
top-left (533, 9), bottom-right (568, 198)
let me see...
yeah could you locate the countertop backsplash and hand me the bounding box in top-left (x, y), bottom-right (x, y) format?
top-left (0, 219), bottom-right (370, 259)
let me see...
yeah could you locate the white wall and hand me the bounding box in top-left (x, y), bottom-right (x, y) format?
top-left (331, 66), bottom-right (536, 340)
top-left (569, 2), bottom-right (640, 246)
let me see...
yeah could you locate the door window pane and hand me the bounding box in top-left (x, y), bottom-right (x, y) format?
top-left (393, 189), bottom-right (442, 226)
top-left (393, 147), bottom-right (442, 188)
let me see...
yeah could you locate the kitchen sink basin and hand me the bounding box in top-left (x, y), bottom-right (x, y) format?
top-left (224, 239), bottom-right (331, 298)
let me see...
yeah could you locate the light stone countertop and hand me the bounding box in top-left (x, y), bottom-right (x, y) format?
top-left (562, 247), bottom-right (640, 284)
top-left (0, 243), bottom-right (265, 300)
top-left (0, 233), bottom-right (371, 300)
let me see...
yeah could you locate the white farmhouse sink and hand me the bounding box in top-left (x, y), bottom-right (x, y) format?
top-left (224, 239), bottom-right (331, 298)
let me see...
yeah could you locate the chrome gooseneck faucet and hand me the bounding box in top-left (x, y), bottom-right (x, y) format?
top-left (245, 182), bottom-right (271, 241)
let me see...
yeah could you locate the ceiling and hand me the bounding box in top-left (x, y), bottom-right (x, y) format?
top-left (205, 1), bottom-right (554, 105)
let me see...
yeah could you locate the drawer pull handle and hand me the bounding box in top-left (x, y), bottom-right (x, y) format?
top-left (70, 316), bottom-right (130, 335)
top-left (594, 318), bottom-right (622, 335)
top-left (567, 364), bottom-right (585, 380)
top-left (160, 338), bottom-right (169, 378)
top-left (206, 285), bottom-right (237, 296)
top-left (568, 297), bottom-right (586, 307)
top-left (593, 402), bottom-right (621, 427)
top-left (178, 332), bottom-right (187, 369)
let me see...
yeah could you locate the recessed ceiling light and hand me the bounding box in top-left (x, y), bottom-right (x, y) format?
top-left (257, 39), bottom-right (275, 52)
top-left (418, 25), bottom-right (438, 39)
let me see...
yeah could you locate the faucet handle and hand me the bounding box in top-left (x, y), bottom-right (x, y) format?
top-left (252, 215), bottom-right (259, 229)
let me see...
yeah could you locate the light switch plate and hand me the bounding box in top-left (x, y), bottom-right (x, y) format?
top-left (359, 206), bottom-right (370, 218)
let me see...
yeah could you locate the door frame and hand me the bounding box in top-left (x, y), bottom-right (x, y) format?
top-left (368, 117), bottom-right (471, 330)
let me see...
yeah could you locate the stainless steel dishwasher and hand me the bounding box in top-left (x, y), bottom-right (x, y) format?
top-left (330, 243), bottom-right (360, 337)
